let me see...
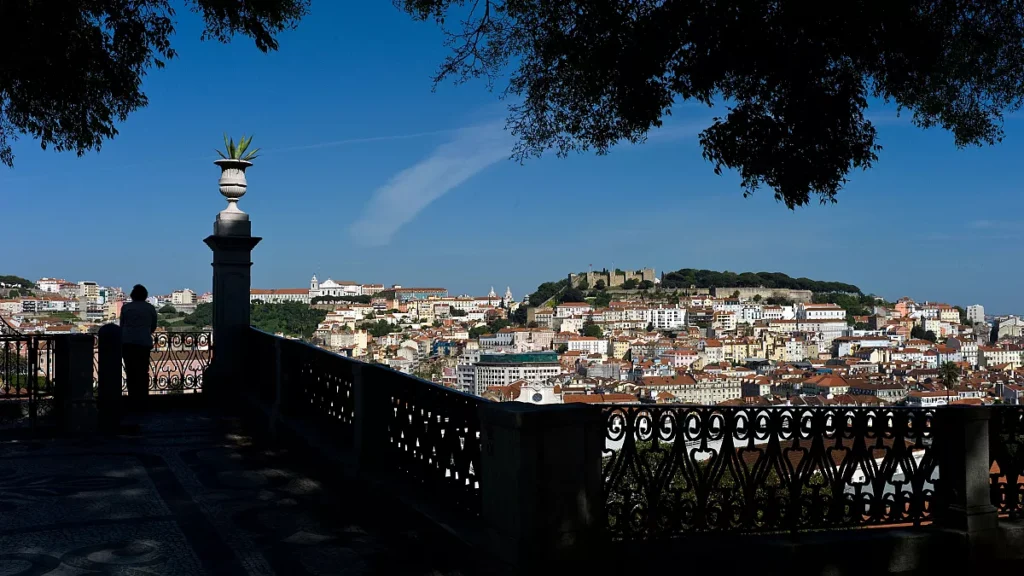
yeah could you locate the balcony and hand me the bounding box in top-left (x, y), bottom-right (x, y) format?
top-left (3, 325), bottom-right (1024, 574)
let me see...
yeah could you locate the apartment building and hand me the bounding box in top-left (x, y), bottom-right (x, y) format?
top-left (467, 352), bottom-right (561, 396)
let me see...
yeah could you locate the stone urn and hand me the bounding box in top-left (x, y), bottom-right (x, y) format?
top-left (214, 158), bottom-right (253, 213)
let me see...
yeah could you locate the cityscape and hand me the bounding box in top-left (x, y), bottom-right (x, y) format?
top-left (3, 268), bottom-right (1022, 407)
top-left (4, 1), bottom-right (1024, 574)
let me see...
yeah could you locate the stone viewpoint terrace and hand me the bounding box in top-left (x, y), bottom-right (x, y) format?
top-left (2, 166), bottom-right (1024, 576)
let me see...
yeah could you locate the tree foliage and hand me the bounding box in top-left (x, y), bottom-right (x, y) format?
top-left (0, 275), bottom-right (33, 288)
top-left (622, 279), bottom-right (639, 290)
top-left (592, 291), bottom-right (613, 308)
top-left (398, 0), bottom-right (1024, 207)
top-left (582, 321), bottom-right (603, 339)
top-left (183, 303), bottom-right (213, 327)
top-left (528, 279), bottom-right (568, 307)
top-left (449, 306), bottom-right (468, 317)
top-left (911, 325), bottom-right (937, 342)
top-left (954, 305), bottom-right (968, 325)
top-left (662, 269), bottom-right (860, 293)
top-left (0, 0), bottom-right (309, 167)
top-left (559, 288), bottom-right (586, 303)
top-left (470, 318), bottom-right (512, 339)
top-left (184, 301), bottom-right (325, 338)
top-left (250, 302), bottom-right (325, 338)
top-left (812, 292), bottom-right (880, 324)
top-left (939, 361), bottom-right (960, 387)
top-left (360, 320), bottom-right (399, 338)
top-left (158, 304), bottom-right (177, 314)
top-left (509, 305), bottom-right (527, 325)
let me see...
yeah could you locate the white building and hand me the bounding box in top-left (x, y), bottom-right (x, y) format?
top-left (796, 303), bottom-right (846, 321)
top-left (566, 336), bottom-right (608, 355)
top-left (907, 390), bottom-right (953, 407)
top-left (646, 306), bottom-right (687, 330)
top-left (250, 288), bottom-right (311, 305)
top-left (555, 302), bottom-right (593, 318)
top-left (784, 337), bottom-right (810, 362)
top-left (37, 278), bottom-right (73, 293)
top-left (464, 352), bottom-right (561, 396)
top-left (796, 319), bottom-right (849, 349)
top-left (479, 330), bottom-right (514, 351)
top-left (310, 275), bottom-right (361, 298)
top-left (361, 284), bottom-right (385, 296)
top-left (171, 289), bottom-right (196, 305)
top-left (502, 380), bottom-right (562, 405)
top-left (979, 345), bottom-right (1024, 368)
top-left (967, 304), bottom-right (985, 324)
top-left (738, 305), bottom-right (764, 325)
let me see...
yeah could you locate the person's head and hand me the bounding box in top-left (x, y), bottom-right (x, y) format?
top-left (130, 284), bottom-right (148, 302)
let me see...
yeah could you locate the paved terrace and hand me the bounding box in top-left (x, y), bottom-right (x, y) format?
top-left (0, 412), bottom-right (475, 575)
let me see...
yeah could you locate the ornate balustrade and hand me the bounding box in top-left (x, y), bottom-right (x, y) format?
top-left (0, 334), bottom-right (57, 430)
top-left (91, 331), bottom-right (212, 394)
top-left (247, 329), bottom-right (484, 517)
top-left (602, 404), bottom-right (941, 539)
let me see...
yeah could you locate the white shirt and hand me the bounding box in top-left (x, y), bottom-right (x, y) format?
top-left (121, 300), bottom-right (158, 347)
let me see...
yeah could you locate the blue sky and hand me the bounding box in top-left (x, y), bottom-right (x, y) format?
top-left (1, 2), bottom-right (1022, 313)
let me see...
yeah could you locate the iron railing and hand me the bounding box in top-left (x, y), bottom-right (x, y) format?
top-left (990, 405), bottom-right (1024, 519)
top-left (91, 331), bottom-right (212, 394)
top-left (248, 328), bottom-right (484, 518)
top-left (0, 334), bottom-right (56, 431)
top-left (149, 332), bottom-right (212, 393)
top-left (602, 404), bottom-right (939, 539)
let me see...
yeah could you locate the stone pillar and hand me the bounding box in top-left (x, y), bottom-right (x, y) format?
top-left (55, 334), bottom-right (97, 436)
top-left (204, 160), bottom-right (261, 403)
top-left (478, 402), bottom-right (605, 574)
top-left (96, 324), bottom-right (123, 431)
top-left (937, 405), bottom-right (998, 532)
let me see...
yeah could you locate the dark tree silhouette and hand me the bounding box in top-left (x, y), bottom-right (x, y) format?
top-left (397, 1), bottom-right (1024, 207)
top-left (0, 0), bottom-right (309, 167)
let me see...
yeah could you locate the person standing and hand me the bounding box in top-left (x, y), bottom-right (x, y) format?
top-left (121, 284), bottom-right (157, 409)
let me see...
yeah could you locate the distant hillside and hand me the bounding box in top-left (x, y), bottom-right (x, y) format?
top-left (661, 269), bottom-right (860, 294)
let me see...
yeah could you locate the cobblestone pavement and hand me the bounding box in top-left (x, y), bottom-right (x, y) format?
top-left (0, 413), bottom-right (472, 575)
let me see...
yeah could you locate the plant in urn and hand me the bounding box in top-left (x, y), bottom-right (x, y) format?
top-left (214, 134), bottom-right (259, 214)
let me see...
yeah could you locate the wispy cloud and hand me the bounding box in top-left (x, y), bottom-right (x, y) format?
top-left (349, 122), bottom-right (512, 246)
top-left (265, 129), bottom-right (460, 155)
top-left (969, 219), bottom-right (1021, 230)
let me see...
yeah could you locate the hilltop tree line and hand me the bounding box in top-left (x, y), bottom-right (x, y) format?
top-left (184, 302), bottom-right (325, 339)
top-left (0, 275), bottom-right (33, 288)
top-left (661, 269), bottom-right (860, 294)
